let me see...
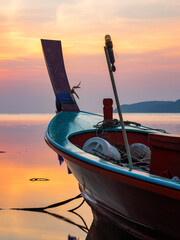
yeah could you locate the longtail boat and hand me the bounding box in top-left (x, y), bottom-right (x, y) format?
top-left (41, 37), bottom-right (180, 240)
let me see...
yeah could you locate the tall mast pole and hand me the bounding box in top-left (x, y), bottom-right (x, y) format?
top-left (104, 35), bottom-right (133, 170)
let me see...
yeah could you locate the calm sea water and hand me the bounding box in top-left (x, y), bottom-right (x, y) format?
top-left (0, 113), bottom-right (180, 240)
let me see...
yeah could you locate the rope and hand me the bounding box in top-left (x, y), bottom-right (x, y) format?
top-left (11, 193), bottom-right (89, 233)
top-left (92, 119), bottom-right (152, 172)
top-left (94, 119), bottom-right (120, 137)
top-left (44, 210), bottom-right (88, 234)
top-left (68, 199), bottom-right (85, 212)
top-left (11, 194), bottom-right (82, 211)
top-left (94, 119), bottom-right (167, 138)
top-left (110, 146), bottom-right (150, 172)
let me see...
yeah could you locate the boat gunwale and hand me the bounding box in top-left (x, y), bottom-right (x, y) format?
top-left (46, 111), bottom-right (180, 191)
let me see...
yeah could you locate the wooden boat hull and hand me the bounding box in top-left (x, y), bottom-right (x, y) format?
top-left (42, 39), bottom-right (180, 239)
top-left (46, 138), bottom-right (180, 240)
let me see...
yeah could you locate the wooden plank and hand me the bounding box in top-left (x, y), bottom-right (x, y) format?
top-left (41, 39), bottom-right (79, 111)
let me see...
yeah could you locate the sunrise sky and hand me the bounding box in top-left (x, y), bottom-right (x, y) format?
top-left (0, 0), bottom-right (180, 113)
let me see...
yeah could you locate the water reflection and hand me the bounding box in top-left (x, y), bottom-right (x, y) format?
top-left (86, 214), bottom-right (139, 240)
top-left (12, 208), bottom-right (89, 234)
top-left (68, 235), bottom-right (79, 240)
top-left (0, 114), bottom-right (92, 239)
top-left (0, 114), bottom-right (180, 239)
top-left (10, 195), bottom-right (140, 240)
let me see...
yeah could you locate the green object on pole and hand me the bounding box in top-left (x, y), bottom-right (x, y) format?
top-left (104, 36), bottom-right (133, 171)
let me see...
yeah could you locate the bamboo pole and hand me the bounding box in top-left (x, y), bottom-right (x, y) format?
top-left (104, 45), bottom-right (133, 171)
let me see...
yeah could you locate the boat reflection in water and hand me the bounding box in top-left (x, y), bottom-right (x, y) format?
top-left (68, 214), bottom-right (139, 240)
top-left (86, 211), bottom-right (139, 240)
top-left (12, 196), bottom-right (139, 240)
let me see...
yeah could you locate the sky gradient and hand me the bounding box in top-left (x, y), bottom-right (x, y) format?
top-left (0, 0), bottom-right (180, 113)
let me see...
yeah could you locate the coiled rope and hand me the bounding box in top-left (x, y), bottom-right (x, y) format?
top-left (94, 119), bottom-right (166, 138)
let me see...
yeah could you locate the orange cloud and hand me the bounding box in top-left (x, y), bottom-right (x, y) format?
top-left (0, 0), bottom-right (180, 112)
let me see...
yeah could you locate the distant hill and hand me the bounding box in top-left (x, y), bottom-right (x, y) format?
top-left (114, 99), bottom-right (180, 113)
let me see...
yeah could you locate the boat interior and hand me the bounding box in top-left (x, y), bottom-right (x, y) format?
top-left (69, 129), bottom-right (180, 180)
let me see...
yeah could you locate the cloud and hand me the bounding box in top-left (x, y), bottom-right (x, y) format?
top-left (114, 1), bottom-right (180, 19)
top-left (1, 0), bottom-right (180, 58)
top-left (49, 0), bottom-right (180, 55)
top-left (0, 0), bottom-right (180, 112)
top-left (56, 0), bottom-right (180, 24)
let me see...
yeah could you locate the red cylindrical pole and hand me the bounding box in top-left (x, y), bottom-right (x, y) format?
top-left (103, 98), bottom-right (113, 120)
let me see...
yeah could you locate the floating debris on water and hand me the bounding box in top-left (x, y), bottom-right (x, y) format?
top-left (29, 178), bottom-right (50, 181)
